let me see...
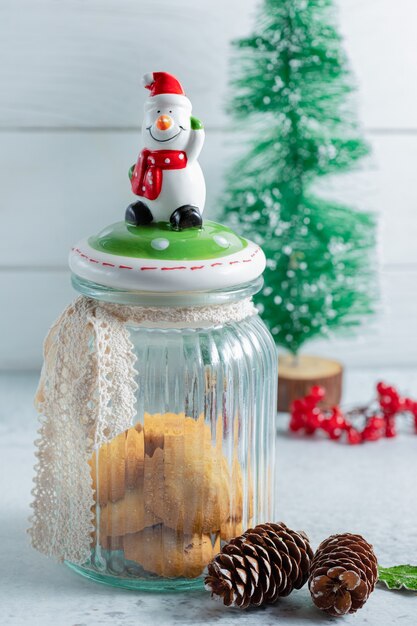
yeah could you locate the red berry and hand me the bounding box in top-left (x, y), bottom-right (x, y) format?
top-left (328, 428), bottom-right (342, 440)
top-left (379, 395), bottom-right (399, 416)
top-left (377, 382), bottom-right (400, 409)
top-left (398, 396), bottom-right (407, 412)
top-left (376, 381), bottom-right (388, 395)
top-left (328, 410), bottom-right (347, 430)
top-left (367, 416), bottom-right (385, 430)
top-left (308, 407), bottom-right (323, 429)
top-left (321, 414), bottom-right (333, 431)
top-left (347, 428), bottom-right (362, 445)
top-left (291, 398), bottom-right (306, 413)
top-left (360, 413), bottom-right (384, 440)
top-left (379, 383), bottom-right (397, 397)
top-left (385, 417), bottom-right (396, 438)
top-left (362, 427), bottom-right (383, 442)
top-left (304, 396), bottom-right (319, 411)
top-left (289, 418), bottom-right (302, 432)
top-left (310, 385), bottom-right (326, 401)
top-left (322, 409), bottom-right (347, 440)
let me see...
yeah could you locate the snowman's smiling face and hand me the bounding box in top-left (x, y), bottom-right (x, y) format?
top-left (143, 94), bottom-right (191, 151)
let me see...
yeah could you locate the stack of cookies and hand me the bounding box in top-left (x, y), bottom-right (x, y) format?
top-left (89, 413), bottom-right (250, 578)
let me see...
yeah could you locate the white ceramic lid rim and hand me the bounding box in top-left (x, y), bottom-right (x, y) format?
top-left (69, 238), bottom-right (266, 293)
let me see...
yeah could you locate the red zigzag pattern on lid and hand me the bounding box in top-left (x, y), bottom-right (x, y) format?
top-left (71, 246), bottom-right (261, 272)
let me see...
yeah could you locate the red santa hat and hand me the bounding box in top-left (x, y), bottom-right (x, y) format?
top-left (142, 72), bottom-right (191, 109)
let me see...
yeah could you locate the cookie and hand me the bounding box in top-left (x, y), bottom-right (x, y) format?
top-left (125, 425), bottom-right (144, 489)
top-left (148, 416), bottom-right (225, 533)
top-left (142, 413), bottom-right (166, 455)
top-left (99, 487), bottom-right (161, 537)
top-left (89, 412), bottom-right (247, 541)
top-left (123, 525), bottom-right (214, 578)
top-left (220, 520), bottom-right (244, 541)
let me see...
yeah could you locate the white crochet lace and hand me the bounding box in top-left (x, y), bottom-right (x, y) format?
top-left (29, 295), bottom-right (256, 564)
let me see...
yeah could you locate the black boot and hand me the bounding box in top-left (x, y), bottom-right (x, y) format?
top-left (125, 200), bottom-right (153, 226)
top-left (170, 205), bottom-right (203, 231)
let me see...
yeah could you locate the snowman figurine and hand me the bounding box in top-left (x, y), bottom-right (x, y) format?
top-left (126, 72), bottom-right (206, 231)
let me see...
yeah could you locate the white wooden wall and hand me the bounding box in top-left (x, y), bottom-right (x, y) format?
top-left (1, 0), bottom-right (417, 370)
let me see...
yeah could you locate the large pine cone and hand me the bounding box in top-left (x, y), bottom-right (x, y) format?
top-left (205, 522), bottom-right (313, 608)
top-left (309, 533), bottom-right (378, 617)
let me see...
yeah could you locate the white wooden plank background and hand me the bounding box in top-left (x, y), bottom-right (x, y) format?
top-left (1, 0), bottom-right (416, 370)
top-left (0, 0), bottom-right (255, 129)
top-left (1, 0), bottom-right (417, 129)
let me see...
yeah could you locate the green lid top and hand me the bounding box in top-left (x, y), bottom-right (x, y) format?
top-left (88, 220), bottom-right (247, 261)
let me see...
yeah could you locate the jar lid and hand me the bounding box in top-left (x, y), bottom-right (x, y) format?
top-left (69, 220), bottom-right (265, 292)
top-left (69, 71), bottom-right (265, 293)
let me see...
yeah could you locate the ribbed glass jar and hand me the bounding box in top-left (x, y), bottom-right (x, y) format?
top-left (67, 276), bottom-right (278, 591)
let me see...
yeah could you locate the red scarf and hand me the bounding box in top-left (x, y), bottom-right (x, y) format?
top-left (131, 149), bottom-right (188, 200)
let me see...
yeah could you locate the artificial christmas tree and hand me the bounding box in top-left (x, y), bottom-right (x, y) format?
top-left (220, 0), bottom-right (376, 409)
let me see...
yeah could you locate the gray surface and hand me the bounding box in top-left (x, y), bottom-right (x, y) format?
top-left (1, 370), bottom-right (416, 626)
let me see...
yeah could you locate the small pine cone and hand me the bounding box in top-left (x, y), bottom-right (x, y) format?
top-left (309, 533), bottom-right (378, 617)
top-left (205, 522), bottom-right (313, 609)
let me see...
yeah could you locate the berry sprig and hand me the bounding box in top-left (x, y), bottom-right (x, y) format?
top-left (289, 382), bottom-right (417, 445)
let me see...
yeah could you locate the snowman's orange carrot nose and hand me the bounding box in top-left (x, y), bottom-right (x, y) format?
top-left (156, 115), bottom-right (173, 130)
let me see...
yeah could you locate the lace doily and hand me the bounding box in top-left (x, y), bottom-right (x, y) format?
top-left (29, 295), bottom-right (256, 564)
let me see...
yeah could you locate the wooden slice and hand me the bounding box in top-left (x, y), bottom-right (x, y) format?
top-left (278, 354), bottom-right (343, 412)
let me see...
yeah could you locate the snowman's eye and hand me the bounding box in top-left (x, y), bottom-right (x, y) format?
top-left (169, 110), bottom-right (172, 113)
top-left (157, 110), bottom-right (161, 113)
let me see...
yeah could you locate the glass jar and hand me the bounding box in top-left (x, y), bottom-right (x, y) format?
top-left (65, 274), bottom-right (277, 591)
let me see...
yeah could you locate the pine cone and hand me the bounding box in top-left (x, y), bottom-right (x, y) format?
top-left (205, 522), bottom-right (313, 608)
top-left (309, 533), bottom-right (378, 617)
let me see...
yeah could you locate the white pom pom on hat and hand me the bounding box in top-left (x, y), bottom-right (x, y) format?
top-left (142, 72), bottom-right (154, 89)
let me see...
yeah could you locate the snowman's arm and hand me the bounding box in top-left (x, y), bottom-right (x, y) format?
top-left (185, 117), bottom-right (205, 162)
